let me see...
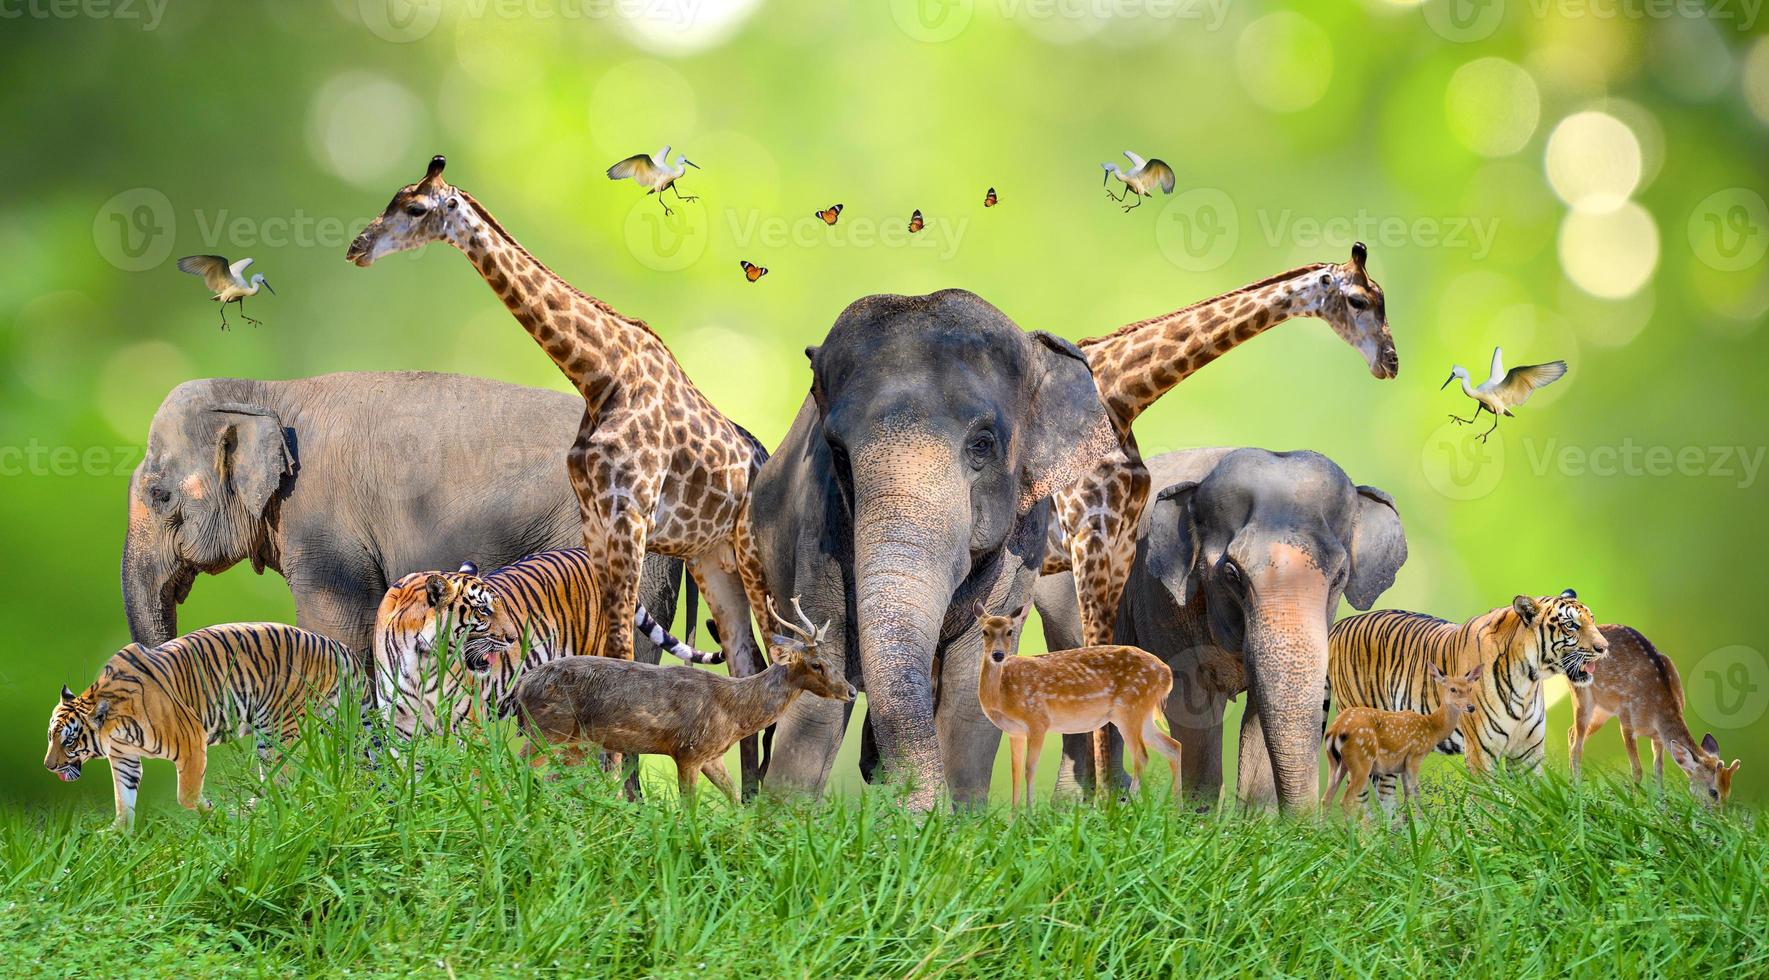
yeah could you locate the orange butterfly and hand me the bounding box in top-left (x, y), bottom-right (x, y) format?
top-left (908, 209), bottom-right (924, 234)
top-left (984, 187), bottom-right (998, 207)
top-left (815, 203), bottom-right (843, 225)
top-left (739, 260), bottom-right (768, 283)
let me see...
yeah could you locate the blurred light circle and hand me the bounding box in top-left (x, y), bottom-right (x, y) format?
top-left (1592, 99), bottom-right (1664, 192)
top-left (588, 60), bottom-right (699, 160)
top-left (1544, 111), bottom-right (1641, 214)
top-left (453, 13), bottom-right (546, 91)
top-left (1559, 280), bottom-right (1654, 348)
top-left (1445, 58), bottom-right (1540, 157)
top-left (616, 0), bottom-right (762, 55)
top-left (99, 341), bottom-right (195, 441)
top-left (306, 73), bottom-right (425, 190)
top-left (1236, 13), bottom-right (1333, 114)
top-left (1744, 38), bottom-right (1769, 126)
top-left (14, 292), bottom-right (102, 403)
top-left (1558, 202), bottom-right (1658, 300)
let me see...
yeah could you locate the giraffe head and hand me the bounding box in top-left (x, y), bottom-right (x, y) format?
top-left (1298, 242), bottom-right (1398, 380)
top-left (346, 155), bottom-right (466, 267)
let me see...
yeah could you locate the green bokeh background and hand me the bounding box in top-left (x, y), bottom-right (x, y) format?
top-left (1, 0), bottom-right (1765, 810)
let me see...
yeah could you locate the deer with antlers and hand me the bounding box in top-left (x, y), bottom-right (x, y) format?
top-left (975, 603), bottom-right (1183, 807)
top-left (508, 597), bottom-right (854, 803)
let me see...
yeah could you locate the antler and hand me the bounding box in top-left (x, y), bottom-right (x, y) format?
top-left (767, 595), bottom-right (815, 642)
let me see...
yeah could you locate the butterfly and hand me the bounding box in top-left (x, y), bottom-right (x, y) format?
top-left (739, 260), bottom-right (768, 283)
top-left (815, 203), bottom-right (843, 226)
top-left (908, 209), bottom-right (924, 234)
top-left (984, 187), bottom-right (998, 207)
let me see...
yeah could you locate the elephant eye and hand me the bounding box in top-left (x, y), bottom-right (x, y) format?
top-left (148, 484), bottom-right (172, 507)
top-left (966, 430), bottom-right (997, 465)
top-left (1218, 559), bottom-right (1243, 589)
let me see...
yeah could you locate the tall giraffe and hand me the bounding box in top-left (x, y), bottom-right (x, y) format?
top-left (346, 157), bottom-right (777, 792)
top-left (1052, 243), bottom-right (1399, 793)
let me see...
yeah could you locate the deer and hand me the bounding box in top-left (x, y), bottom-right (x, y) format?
top-left (507, 596), bottom-right (855, 804)
top-left (1321, 663), bottom-right (1483, 819)
top-left (974, 602), bottom-right (1183, 808)
top-left (1569, 624), bottom-right (1741, 807)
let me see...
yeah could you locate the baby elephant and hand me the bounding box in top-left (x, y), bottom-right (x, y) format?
top-left (510, 597), bottom-right (855, 803)
top-left (1322, 663), bottom-right (1483, 819)
top-left (975, 602), bottom-right (1183, 808)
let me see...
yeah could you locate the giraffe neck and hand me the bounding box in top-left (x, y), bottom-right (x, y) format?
top-left (1078, 264), bottom-right (1331, 429)
top-left (445, 192), bottom-right (639, 398)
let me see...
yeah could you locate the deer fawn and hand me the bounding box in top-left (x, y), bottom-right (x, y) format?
top-left (1570, 625), bottom-right (1741, 807)
top-left (974, 602), bottom-right (1182, 807)
top-left (1321, 663), bottom-right (1483, 818)
top-left (509, 596), bottom-right (855, 803)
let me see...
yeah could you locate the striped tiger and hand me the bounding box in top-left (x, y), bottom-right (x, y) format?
top-left (44, 623), bottom-right (354, 829)
top-left (1327, 590), bottom-right (1609, 793)
top-left (371, 549), bottom-right (714, 739)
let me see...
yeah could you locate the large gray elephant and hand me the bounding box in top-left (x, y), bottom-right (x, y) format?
top-left (1034, 448), bottom-right (1407, 813)
top-left (747, 289), bottom-right (1118, 809)
top-left (123, 371), bottom-right (682, 661)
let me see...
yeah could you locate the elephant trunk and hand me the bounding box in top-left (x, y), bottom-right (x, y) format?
top-left (122, 516), bottom-right (189, 646)
top-left (1242, 551), bottom-right (1333, 814)
top-left (850, 443), bottom-right (969, 811)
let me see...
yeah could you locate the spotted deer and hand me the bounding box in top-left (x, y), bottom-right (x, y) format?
top-left (974, 602), bottom-right (1182, 807)
top-left (1569, 625), bottom-right (1741, 807)
top-left (1321, 663), bottom-right (1483, 818)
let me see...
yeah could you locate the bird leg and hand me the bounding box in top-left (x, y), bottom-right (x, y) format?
top-left (1447, 409), bottom-right (1479, 425)
top-left (670, 184), bottom-right (698, 204)
top-left (236, 298), bottom-right (262, 328)
top-left (656, 196), bottom-right (674, 217)
top-left (1104, 183), bottom-right (1128, 202)
top-left (1121, 193), bottom-right (1144, 213)
top-left (1476, 412), bottom-right (1501, 443)
top-left (216, 303), bottom-right (231, 331)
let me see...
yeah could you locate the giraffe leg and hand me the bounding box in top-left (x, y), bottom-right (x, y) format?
top-left (690, 557), bottom-right (768, 801)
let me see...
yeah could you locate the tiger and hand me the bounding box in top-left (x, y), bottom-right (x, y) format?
top-left (370, 548), bottom-right (714, 740)
top-left (44, 623), bottom-right (354, 829)
top-left (1327, 589), bottom-right (1609, 800)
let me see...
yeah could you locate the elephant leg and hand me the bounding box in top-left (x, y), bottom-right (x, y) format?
top-left (1166, 666), bottom-right (1226, 808)
top-left (934, 631), bottom-right (1001, 809)
top-left (690, 559), bottom-right (768, 800)
top-left (1236, 687), bottom-right (1279, 809)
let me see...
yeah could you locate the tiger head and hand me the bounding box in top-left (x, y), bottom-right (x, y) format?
top-left (44, 682), bottom-right (116, 782)
top-left (376, 562), bottom-right (515, 674)
top-left (1512, 589), bottom-right (1608, 686)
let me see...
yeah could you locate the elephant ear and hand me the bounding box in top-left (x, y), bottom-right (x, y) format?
top-left (1346, 484), bottom-right (1406, 610)
top-left (1016, 331), bottom-right (1118, 514)
top-left (1143, 481), bottom-right (1201, 607)
top-left (209, 403), bottom-right (294, 516)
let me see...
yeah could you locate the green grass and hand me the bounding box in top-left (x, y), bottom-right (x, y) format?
top-left (1, 709), bottom-right (1763, 978)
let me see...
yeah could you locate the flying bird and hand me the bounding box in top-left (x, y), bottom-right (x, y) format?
top-left (908, 209), bottom-right (924, 234)
top-left (1101, 151), bottom-right (1176, 212)
top-left (815, 203), bottom-right (843, 226)
top-left (1442, 347), bottom-right (1568, 442)
top-left (739, 260), bottom-right (768, 283)
top-left (177, 254), bottom-right (274, 330)
top-left (984, 187), bottom-right (999, 207)
top-left (606, 145), bottom-right (700, 216)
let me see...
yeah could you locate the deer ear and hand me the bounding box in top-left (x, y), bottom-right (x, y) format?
top-left (1427, 662), bottom-right (1446, 683)
top-left (971, 599), bottom-right (988, 620)
top-left (1463, 663), bottom-right (1483, 683)
top-left (1702, 732), bottom-right (1720, 755)
top-left (1011, 603), bottom-right (1031, 624)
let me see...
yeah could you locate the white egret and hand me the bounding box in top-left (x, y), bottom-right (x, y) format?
top-left (1443, 346), bottom-right (1568, 442)
top-left (177, 254), bottom-right (275, 330)
top-left (1101, 151), bottom-right (1176, 212)
top-left (605, 145), bottom-right (701, 216)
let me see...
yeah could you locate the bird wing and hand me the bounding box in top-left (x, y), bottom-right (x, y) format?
top-left (177, 255), bottom-right (233, 292)
top-left (1123, 150), bottom-right (1147, 171)
top-left (607, 154), bottom-right (662, 182)
top-left (1496, 361), bottom-right (1567, 407)
top-left (228, 256), bottom-right (254, 282)
top-left (1143, 159), bottom-right (1177, 194)
top-left (1487, 346), bottom-right (1506, 386)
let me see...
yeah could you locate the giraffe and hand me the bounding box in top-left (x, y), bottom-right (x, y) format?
top-left (1051, 243), bottom-right (1399, 796)
top-left (346, 156), bottom-right (777, 794)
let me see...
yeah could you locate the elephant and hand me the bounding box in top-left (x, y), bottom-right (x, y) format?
top-left (1034, 447), bottom-right (1407, 813)
top-left (123, 371), bottom-right (684, 664)
top-left (747, 289), bottom-right (1118, 809)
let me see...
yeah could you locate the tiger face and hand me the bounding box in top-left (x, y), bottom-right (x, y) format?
top-left (1513, 589), bottom-right (1608, 686)
top-left (378, 562), bottom-right (515, 672)
top-left (44, 685), bottom-right (111, 782)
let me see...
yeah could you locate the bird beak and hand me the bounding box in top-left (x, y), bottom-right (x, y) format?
top-left (262, 279), bottom-right (276, 295)
top-left (1439, 372), bottom-right (1455, 390)
top-left (685, 159), bottom-right (700, 170)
